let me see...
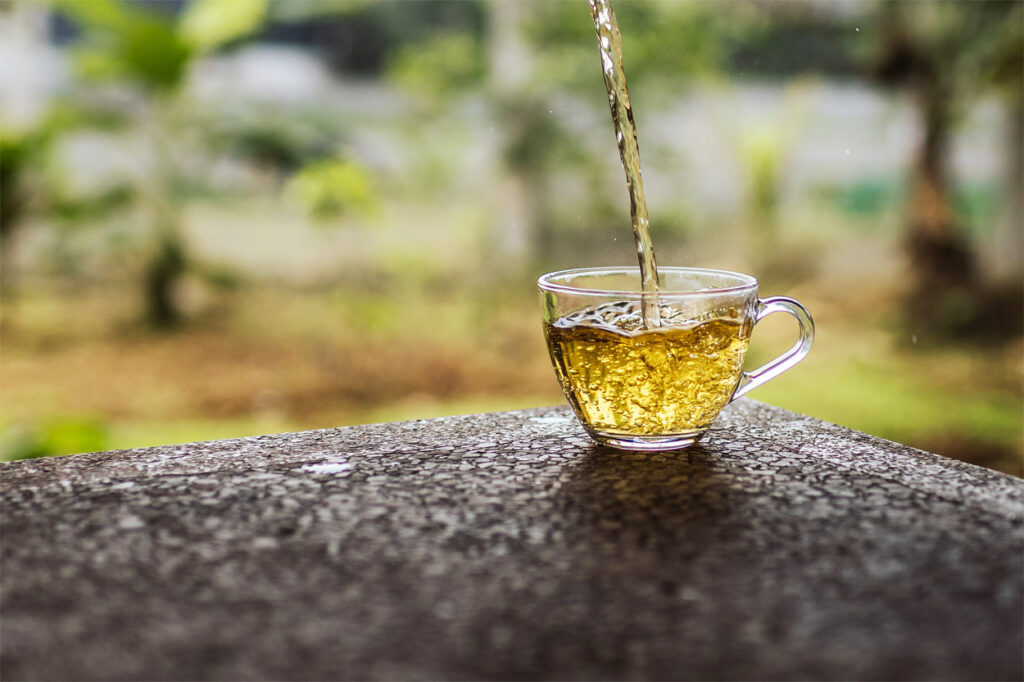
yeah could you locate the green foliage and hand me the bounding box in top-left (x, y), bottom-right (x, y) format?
top-left (58, 0), bottom-right (273, 93)
top-left (875, 1), bottom-right (1024, 103)
top-left (524, 1), bottom-right (732, 91)
top-left (47, 0), bottom-right (270, 327)
top-left (287, 159), bottom-right (376, 221)
top-left (58, 0), bottom-right (193, 92)
top-left (0, 128), bottom-right (46, 236)
top-left (50, 184), bottom-right (136, 222)
top-left (387, 32), bottom-right (486, 97)
top-left (501, 100), bottom-right (589, 174)
top-left (268, 0), bottom-right (373, 23)
top-left (725, 3), bottom-right (863, 78)
top-left (1, 418), bottom-right (109, 461)
top-left (954, 183), bottom-right (999, 235)
top-left (206, 108), bottom-right (343, 174)
top-left (268, 0), bottom-right (484, 77)
top-left (0, 104), bottom-right (88, 234)
top-left (220, 123), bottom-right (313, 173)
top-left (738, 128), bottom-right (783, 224)
top-left (179, 0), bottom-right (269, 52)
top-left (832, 178), bottom-right (902, 218)
top-left (730, 82), bottom-right (814, 249)
top-left (0, 97), bottom-right (142, 239)
top-left (829, 178), bottom-right (1003, 233)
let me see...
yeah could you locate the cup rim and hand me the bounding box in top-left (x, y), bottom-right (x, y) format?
top-left (537, 266), bottom-right (758, 297)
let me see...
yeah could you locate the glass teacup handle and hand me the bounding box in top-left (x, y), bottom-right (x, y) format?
top-left (732, 297), bottom-right (814, 400)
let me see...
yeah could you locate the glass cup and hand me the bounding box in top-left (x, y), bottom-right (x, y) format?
top-left (539, 267), bottom-right (814, 451)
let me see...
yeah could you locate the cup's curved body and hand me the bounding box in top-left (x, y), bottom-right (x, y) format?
top-left (539, 267), bottom-right (813, 451)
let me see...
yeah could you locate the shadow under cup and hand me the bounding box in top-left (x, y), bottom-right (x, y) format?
top-left (539, 267), bottom-right (814, 451)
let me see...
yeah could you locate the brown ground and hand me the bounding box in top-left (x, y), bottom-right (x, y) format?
top-left (0, 285), bottom-right (562, 429)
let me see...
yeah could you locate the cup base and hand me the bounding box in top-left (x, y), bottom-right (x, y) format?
top-left (585, 427), bottom-right (707, 452)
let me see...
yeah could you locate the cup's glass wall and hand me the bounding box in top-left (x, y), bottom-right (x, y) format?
top-left (539, 268), bottom-right (788, 451)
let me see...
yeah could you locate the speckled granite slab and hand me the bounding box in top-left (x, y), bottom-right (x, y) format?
top-left (2, 400), bottom-right (1022, 681)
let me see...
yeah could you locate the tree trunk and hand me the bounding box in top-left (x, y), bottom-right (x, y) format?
top-left (904, 81), bottom-right (978, 337)
top-left (990, 91), bottom-right (1024, 282)
top-left (142, 93), bottom-right (187, 328)
top-left (907, 82), bottom-right (974, 292)
top-left (144, 228), bottom-right (186, 328)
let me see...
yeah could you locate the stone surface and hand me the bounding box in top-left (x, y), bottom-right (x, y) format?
top-left (1, 400), bottom-right (1022, 681)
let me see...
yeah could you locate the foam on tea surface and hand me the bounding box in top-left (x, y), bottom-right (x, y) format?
top-left (546, 303), bottom-right (753, 436)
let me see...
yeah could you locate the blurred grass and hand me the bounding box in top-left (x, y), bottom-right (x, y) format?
top-left (753, 360), bottom-right (1020, 446)
top-left (751, 337), bottom-right (1018, 429)
top-left (744, 306), bottom-right (1022, 474)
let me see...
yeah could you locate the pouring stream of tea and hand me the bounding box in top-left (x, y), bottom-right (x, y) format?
top-left (588, 0), bottom-right (660, 328)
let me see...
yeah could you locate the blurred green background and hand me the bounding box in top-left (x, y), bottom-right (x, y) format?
top-left (1, 0), bottom-right (1021, 475)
